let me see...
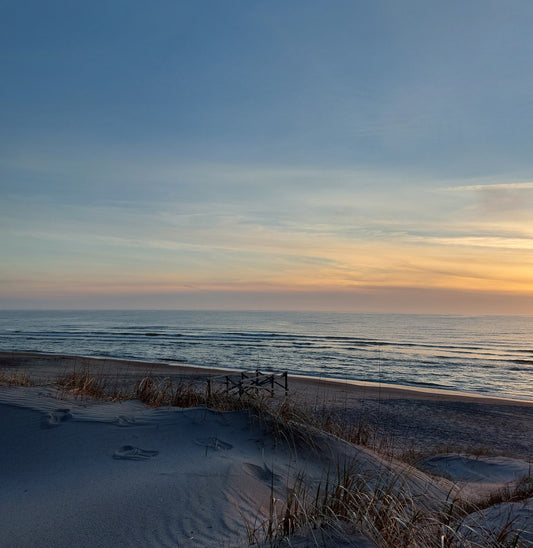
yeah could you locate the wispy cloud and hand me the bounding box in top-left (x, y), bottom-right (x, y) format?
top-left (441, 181), bottom-right (533, 192)
top-left (3, 152), bottom-right (533, 310)
top-left (408, 235), bottom-right (533, 250)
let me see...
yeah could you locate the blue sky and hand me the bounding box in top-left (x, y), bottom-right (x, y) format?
top-left (2, 1), bottom-right (533, 313)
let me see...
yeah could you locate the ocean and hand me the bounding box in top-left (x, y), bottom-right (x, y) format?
top-left (0, 310), bottom-right (532, 401)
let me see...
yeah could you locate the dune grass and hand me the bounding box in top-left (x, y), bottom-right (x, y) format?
top-left (0, 371), bottom-right (34, 386)
top-left (1, 366), bottom-right (531, 547)
top-left (57, 369), bottom-right (127, 400)
top-left (54, 368), bottom-right (264, 412)
top-left (246, 463), bottom-right (533, 547)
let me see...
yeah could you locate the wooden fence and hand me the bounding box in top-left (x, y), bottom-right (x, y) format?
top-left (218, 370), bottom-right (288, 398)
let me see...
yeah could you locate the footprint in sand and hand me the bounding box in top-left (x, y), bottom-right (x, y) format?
top-left (194, 437), bottom-right (233, 451)
top-left (115, 415), bottom-right (141, 427)
top-left (41, 408), bottom-right (72, 429)
top-left (113, 445), bottom-right (159, 460)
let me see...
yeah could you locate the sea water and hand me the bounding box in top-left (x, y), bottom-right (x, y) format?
top-left (0, 310), bottom-right (532, 401)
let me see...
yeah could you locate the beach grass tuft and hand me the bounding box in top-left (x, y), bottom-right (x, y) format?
top-left (56, 369), bottom-right (130, 401)
top-left (0, 371), bottom-right (34, 386)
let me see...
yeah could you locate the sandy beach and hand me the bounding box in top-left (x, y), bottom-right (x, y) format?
top-left (1, 352), bottom-right (532, 547)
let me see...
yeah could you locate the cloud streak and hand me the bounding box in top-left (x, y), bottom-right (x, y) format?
top-left (442, 182), bottom-right (533, 192)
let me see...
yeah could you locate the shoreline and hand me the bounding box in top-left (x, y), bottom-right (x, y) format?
top-left (2, 351), bottom-right (533, 460)
top-left (2, 350), bottom-right (532, 407)
top-left (291, 372), bottom-right (533, 406)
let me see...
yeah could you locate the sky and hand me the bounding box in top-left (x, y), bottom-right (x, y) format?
top-left (1, 1), bottom-right (533, 314)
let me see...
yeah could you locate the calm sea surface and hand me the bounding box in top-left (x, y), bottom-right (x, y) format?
top-left (0, 310), bottom-right (532, 401)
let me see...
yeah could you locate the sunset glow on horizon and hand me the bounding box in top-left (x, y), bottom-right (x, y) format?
top-left (2, 2), bottom-right (533, 314)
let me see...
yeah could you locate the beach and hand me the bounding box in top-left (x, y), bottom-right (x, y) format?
top-left (1, 352), bottom-right (532, 547)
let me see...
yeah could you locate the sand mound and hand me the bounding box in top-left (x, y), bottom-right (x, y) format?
top-left (1, 371), bottom-right (531, 547)
top-left (0, 386), bottom-right (384, 546)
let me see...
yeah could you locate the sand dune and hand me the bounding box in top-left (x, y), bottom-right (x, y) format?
top-left (0, 385), bottom-right (381, 547)
top-left (1, 354), bottom-right (532, 546)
